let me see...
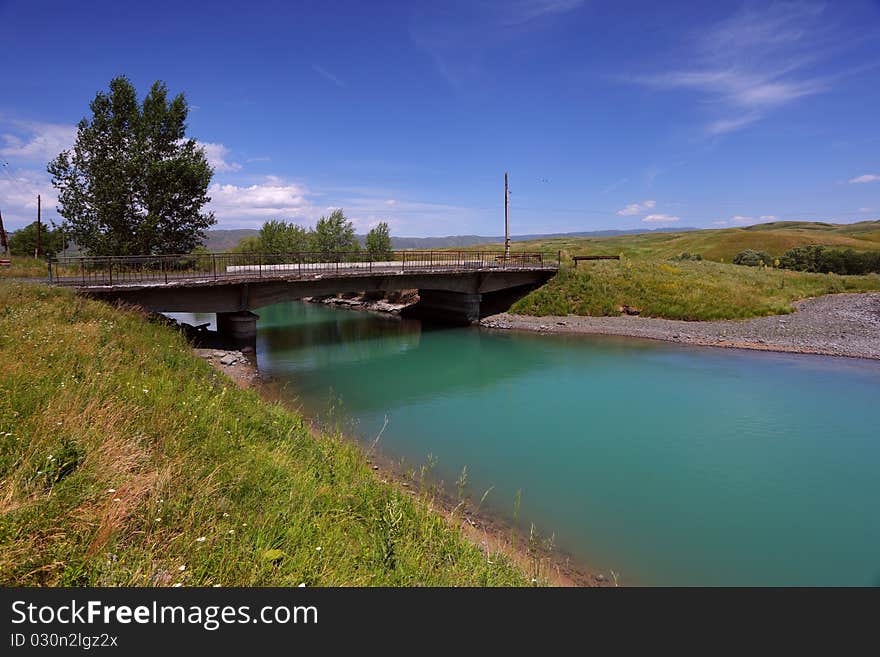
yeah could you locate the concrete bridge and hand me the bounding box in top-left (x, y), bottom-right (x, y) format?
top-left (50, 251), bottom-right (557, 340)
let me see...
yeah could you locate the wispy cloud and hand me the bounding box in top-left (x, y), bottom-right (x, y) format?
top-left (0, 120), bottom-right (76, 162)
top-left (312, 64), bottom-right (346, 88)
top-left (410, 0), bottom-right (583, 85)
top-left (634, 2), bottom-right (856, 134)
top-left (642, 213), bottom-right (679, 224)
top-left (849, 174), bottom-right (880, 184)
top-left (616, 199), bottom-right (655, 216)
top-left (197, 141), bottom-right (241, 173)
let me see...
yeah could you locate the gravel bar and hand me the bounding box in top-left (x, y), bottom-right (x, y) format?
top-left (481, 293), bottom-right (880, 360)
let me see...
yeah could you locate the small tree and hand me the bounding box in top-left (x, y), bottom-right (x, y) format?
top-left (365, 222), bottom-right (393, 260)
top-left (311, 209), bottom-right (358, 258)
top-left (48, 76), bottom-right (214, 256)
top-left (258, 220), bottom-right (310, 254)
top-left (8, 221), bottom-right (67, 257)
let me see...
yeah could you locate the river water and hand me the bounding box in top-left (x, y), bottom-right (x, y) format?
top-left (171, 302), bottom-right (880, 586)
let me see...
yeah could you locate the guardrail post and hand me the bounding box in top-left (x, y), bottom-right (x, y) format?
top-left (46, 257), bottom-right (53, 284)
top-left (163, 257), bottom-right (168, 283)
top-left (402, 251), bottom-right (406, 273)
top-left (212, 254), bottom-right (217, 279)
top-left (107, 257), bottom-right (112, 285)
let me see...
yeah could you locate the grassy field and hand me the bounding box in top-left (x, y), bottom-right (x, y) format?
top-left (0, 256), bottom-right (49, 279)
top-left (490, 220), bottom-right (880, 263)
top-left (0, 282), bottom-right (529, 586)
top-left (511, 259), bottom-right (880, 320)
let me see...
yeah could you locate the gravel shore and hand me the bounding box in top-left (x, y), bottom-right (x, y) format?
top-left (481, 293), bottom-right (880, 360)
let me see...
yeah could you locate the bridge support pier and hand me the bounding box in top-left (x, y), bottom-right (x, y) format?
top-left (401, 290), bottom-right (482, 324)
top-left (217, 311), bottom-right (259, 346)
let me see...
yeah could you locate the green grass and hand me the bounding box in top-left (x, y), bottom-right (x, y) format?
top-left (0, 282), bottom-right (529, 586)
top-left (511, 259), bottom-right (880, 320)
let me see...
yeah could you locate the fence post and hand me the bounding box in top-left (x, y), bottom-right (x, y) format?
top-left (46, 257), bottom-right (53, 284)
top-left (163, 257), bottom-right (168, 284)
top-left (107, 257), bottom-right (112, 285)
top-left (80, 259), bottom-right (85, 285)
top-left (212, 254), bottom-right (217, 279)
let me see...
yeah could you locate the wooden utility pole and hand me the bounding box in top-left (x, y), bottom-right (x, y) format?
top-left (0, 208), bottom-right (8, 255)
top-left (35, 194), bottom-right (41, 258)
top-left (504, 172), bottom-right (510, 258)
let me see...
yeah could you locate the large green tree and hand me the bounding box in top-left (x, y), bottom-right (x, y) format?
top-left (310, 209), bottom-right (358, 257)
top-left (365, 221), bottom-right (393, 259)
top-left (48, 76), bottom-right (214, 255)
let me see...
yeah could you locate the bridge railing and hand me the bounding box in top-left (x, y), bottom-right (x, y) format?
top-left (48, 250), bottom-right (552, 286)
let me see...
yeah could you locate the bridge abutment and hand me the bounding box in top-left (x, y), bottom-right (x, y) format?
top-left (217, 311), bottom-right (259, 346)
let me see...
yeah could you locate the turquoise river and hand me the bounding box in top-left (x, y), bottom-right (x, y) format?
top-left (172, 302), bottom-right (880, 586)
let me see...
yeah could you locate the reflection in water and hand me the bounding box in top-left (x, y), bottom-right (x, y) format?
top-left (174, 301), bottom-right (880, 586)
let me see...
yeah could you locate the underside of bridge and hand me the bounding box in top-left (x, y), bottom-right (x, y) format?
top-left (79, 268), bottom-right (555, 341)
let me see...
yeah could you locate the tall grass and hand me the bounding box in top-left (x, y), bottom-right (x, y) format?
top-left (0, 257), bottom-right (48, 279)
top-left (511, 259), bottom-right (880, 321)
top-left (0, 282), bottom-right (528, 586)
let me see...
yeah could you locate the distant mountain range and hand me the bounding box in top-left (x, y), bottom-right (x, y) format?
top-left (204, 226), bottom-right (697, 252)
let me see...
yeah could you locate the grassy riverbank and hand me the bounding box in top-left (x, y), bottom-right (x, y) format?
top-left (512, 259), bottom-right (880, 320)
top-left (0, 282), bottom-right (528, 586)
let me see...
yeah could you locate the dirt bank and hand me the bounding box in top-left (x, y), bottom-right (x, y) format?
top-left (482, 293), bottom-right (880, 360)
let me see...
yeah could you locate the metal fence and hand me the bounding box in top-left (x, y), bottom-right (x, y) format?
top-left (48, 250), bottom-right (553, 286)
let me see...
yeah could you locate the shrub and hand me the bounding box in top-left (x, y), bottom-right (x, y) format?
top-left (732, 249), bottom-right (771, 267)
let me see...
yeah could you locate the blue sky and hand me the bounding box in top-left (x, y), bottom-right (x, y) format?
top-left (1, 0), bottom-right (879, 236)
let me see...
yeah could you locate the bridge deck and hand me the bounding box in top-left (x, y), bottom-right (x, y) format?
top-left (50, 251), bottom-right (556, 289)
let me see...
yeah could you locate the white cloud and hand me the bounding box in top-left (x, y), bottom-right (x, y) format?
top-left (634, 3), bottom-right (850, 134)
top-left (0, 121), bottom-right (76, 162)
top-left (642, 214), bottom-right (679, 224)
top-left (849, 174), bottom-right (880, 184)
top-left (714, 215), bottom-right (778, 226)
top-left (0, 168), bottom-right (59, 229)
top-left (859, 207), bottom-right (873, 213)
top-left (197, 142), bottom-right (241, 173)
top-left (207, 179), bottom-right (317, 226)
top-left (616, 199), bottom-right (656, 216)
